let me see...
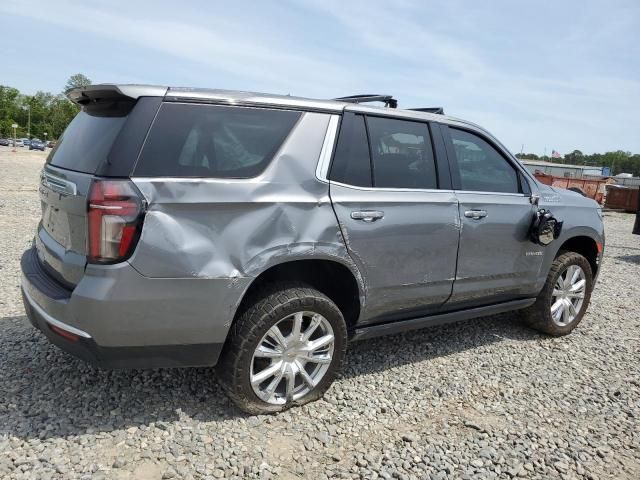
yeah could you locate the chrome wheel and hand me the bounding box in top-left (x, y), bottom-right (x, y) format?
top-left (551, 264), bottom-right (586, 326)
top-left (250, 311), bottom-right (335, 405)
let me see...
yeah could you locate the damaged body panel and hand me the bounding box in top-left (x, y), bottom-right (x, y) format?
top-left (129, 112), bottom-right (365, 344)
top-left (21, 84), bottom-right (605, 382)
top-left (330, 184), bottom-right (460, 324)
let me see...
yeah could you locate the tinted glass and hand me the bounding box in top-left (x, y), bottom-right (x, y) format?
top-left (450, 128), bottom-right (519, 193)
top-left (135, 103), bottom-right (301, 178)
top-left (329, 113), bottom-right (372, 187)
top-left (47, 111), bottom-right (127, 173)
top-left (367, 117), bottom-right (437, 189)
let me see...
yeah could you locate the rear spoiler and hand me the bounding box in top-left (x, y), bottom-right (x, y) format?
top-left (66, 84), bottom-right (168, 106)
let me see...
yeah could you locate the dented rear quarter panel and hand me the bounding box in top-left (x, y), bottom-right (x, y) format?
top-left (129, 112), bottom-right (364, 339)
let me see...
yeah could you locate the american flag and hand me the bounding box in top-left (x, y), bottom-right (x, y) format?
top-left (551, 150), bottom-right (562, 159)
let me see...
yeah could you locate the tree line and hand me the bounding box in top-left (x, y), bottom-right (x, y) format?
top-left (516, 149), bottom-right (640, 177)
top-left (0, 74), bottom-right (91, 141)
top-left (2, 74), bottom-right (639, 177)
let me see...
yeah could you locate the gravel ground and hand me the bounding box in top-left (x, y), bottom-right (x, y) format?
top-left (0, 147), bottom-right (638, 480)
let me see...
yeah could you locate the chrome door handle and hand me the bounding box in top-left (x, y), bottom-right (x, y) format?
top-left (464, 209), bottom-right (488, 219)
top-left (351, 210), bottom-right (384, 222)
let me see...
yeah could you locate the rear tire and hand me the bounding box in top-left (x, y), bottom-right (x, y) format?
top-left (522, 251), bottom-right (593, 336)
top-left (217, 282), bottom-right (348, 414)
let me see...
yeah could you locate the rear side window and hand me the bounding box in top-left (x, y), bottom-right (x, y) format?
top-left (135, 103), bottom-right (301, 178)
top-left (367, 117), bottom-right (437, 189)
top-left (449, 128), bottom-right (520, 193)
top-left (47, 111), bottom-right (127, 173)
top-left (329, 113), bottom-right (372, 187)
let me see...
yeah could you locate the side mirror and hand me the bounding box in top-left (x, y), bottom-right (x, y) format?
top-left (530, 209), bottom-right (562, 246)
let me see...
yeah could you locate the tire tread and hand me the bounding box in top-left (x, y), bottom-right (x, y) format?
top-left (216, 281), bottom-right (347, 414)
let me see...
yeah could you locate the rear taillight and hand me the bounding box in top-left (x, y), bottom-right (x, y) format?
top-left (88, 179), bottom-right (144, 263)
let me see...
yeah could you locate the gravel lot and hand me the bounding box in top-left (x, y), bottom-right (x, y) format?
top-left (0, 147), bottom-right (638, 480)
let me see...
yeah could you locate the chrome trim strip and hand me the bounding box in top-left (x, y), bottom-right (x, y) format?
top-left (23, 287), bottom-right (92, 339)
top-left (453, 190), bottom-right (529, 198)
top-left (315, 115), bottom-right (340, 182)
top-left (330, 179), bottom-right (455, 194)
top-left (41, 171), bottom-right (77, 196)
top-left (89, 204), bottom-right (124, 210)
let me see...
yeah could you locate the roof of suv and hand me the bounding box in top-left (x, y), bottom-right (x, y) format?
top-left (67, 83), bottom-right (470, 126)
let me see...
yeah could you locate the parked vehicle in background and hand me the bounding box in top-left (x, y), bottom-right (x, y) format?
top-left (0, 138), bottom-right (11, 146)
top-left (29, 139), bottom-right (46, 151)
top-left (14, 139), bottom-right (24, 148)
top-left (47, 141), bottom-right (56, 148)
top-left (22, 139), bottom-right (31, 148)
top-left (21, 84), bottom-right (605, 414)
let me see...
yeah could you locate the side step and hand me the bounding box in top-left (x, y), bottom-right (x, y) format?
top-left (352, 298), bottom-right (536, 341)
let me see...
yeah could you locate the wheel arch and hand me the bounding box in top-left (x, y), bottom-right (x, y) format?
top-left (556, 234), bottom-right (601, 277)
top-left (234, 257), bottom-right (364, 333)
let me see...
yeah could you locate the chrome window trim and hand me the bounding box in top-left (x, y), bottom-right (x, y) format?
top-left (315, 115), bottom-right (340, 182)
top-left (452, 190), bottom-right (530, 198)
top-left (330, 179), bottom-right (454, 194)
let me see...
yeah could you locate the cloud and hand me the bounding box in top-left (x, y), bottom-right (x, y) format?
top-left (2, 0), bottom-right (638, 153)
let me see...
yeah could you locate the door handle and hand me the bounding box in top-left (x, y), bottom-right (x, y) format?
top-left (351, 210), bottom-right (384, 222)
top-left (464, 209), bottom-right (488, 219)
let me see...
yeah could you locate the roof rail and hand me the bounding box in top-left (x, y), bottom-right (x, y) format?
top-left (408, 107), bottom-right (444, 114)
top-left (334, 94), bottom-right (398, 109)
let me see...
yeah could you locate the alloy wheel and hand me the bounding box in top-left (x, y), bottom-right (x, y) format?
top-left (250, 311), bottom-right (335, 405)
top-left (550, 264), bottom-right (586, 326)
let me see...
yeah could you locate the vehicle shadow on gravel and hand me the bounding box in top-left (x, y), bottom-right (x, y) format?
top-left (0, 312), bottom-right (542, 441)
top-left (341, 312), bottom-right (543, 379)
top-left (616, 254), bottom-right (640, 265)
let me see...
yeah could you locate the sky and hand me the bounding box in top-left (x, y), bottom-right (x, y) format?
top-left (1, 0), bottom-right (639, 155)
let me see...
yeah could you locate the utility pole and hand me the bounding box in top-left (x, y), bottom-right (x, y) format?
top-left (11, 123), bottom-right (17, 152)
top-left (22, 104), bottom-right (31, 138)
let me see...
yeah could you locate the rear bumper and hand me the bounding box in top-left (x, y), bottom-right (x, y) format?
top-left (20, 247), bottom-right (246, 368)
top-left (22, 287), bottom-right (222, 368)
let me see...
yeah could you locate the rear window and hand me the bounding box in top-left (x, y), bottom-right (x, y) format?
top-left (47, 111), bottom-right (127, 173)
top-left (134, 103), bottom-right (301, 178)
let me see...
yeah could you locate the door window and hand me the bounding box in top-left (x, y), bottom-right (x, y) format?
top-left (367, 117), bottom-right (437, 189)
top-left (449, 128), bottom-right (520, 193)
top-left (329, 113), bottom-right (372, 187)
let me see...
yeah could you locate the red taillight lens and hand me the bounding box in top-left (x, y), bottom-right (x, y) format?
top-left (88, 179), bottom-right (144, 263)
top-left (50, 325), bottom-right (80, 342)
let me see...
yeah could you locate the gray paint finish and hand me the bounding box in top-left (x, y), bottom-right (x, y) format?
top-left (21, 84), bottom-right (606, 369)
top-left (130, 112), bottom-right (359, 282)
top-left (449, 192), bottom-right (541, 306)
top-left (330, 184), bottom-right (460, 323)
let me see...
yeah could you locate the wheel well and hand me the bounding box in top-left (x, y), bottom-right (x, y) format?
top-left (558, 236), bottom-right (599, 275)
top-left (238, 260), bottom-right (361, 331)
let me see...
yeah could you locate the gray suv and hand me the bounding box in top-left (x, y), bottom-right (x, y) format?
top-left (21, 85), bottom-right (604, 414)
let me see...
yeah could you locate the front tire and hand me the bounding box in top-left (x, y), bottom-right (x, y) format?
top-left (522, 251), bottom-right (594, 336)
top-left (217, 282), bottom-right (348, 414)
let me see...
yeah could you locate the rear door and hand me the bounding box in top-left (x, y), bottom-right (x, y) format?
top-left (328, 112), bottom-right (460, 324)
top-left (442, 125), bottom-right (542, 307)
top-left (36, 93), bottom-right (160, 287)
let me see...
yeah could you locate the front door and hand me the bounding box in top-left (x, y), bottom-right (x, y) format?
top-left (328, 113), bottom-right (460, 324)
top-left (442, 126), bottom-right (542, 307)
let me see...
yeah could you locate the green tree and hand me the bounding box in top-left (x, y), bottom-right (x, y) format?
top-left (564, 149), bottom-right (584, 165)
top-left (64, 73), bottom-right (92, 93)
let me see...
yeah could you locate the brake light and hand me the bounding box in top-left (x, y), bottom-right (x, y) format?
top-left (88, 179), bottom-right (144, 263)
